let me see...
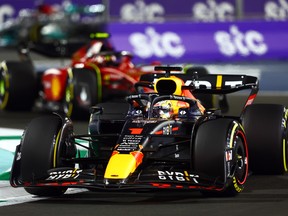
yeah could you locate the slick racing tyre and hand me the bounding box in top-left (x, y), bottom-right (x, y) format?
top-left (63, 67), bottom-right (100, 119)
top-left (20, 114), bottom-right (75, 196)
top-left (242, 104), bottom-right (288, 175)
top-left (0, 60), bottom-right (36, 111)
top-left (193, 118), bottom-right (248, 196)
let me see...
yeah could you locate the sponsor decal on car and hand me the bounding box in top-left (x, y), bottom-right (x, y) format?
top-left (245, 94), bottom-right (257, 107)
top-left (46, 169), bottom-right (83, 180)
top-left (117, 135), bottom-right (143, 151)
top-left (157, 170), bottom-right (199, 183)
top-left (132, 119), bottom-right (157, 123)
top-left (232, 176), bottom-right (244, 193)
top-left (225, 150), bottom-right (233, 161)
top-left (184, 77), bottom-right (243, 90)
top-left (129, 128), bottom-right (143, 134)
top-left (154, 125), bottom-right (179, 135)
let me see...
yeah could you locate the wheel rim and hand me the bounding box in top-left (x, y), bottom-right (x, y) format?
top-left (0, 70), bottom-right (8, 109)
top-left (53, 123), bottom-right (76, 168)
top-left (63, 83), bottom-right (73, 117)
top-left (0, 79), bottom-right (5, 96)
top-left (234, 135), bottom-right (248, 185)
top-left (283, 138), bottom-right (288, 172)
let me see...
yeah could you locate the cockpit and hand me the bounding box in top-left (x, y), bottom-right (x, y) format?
top-left (126, 74), bottom-right (205, 120)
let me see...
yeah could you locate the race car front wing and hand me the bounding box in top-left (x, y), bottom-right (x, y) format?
top-left (11, 166), bottom-right (227, 192)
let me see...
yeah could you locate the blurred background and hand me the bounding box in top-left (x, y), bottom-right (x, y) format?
top-left (0, 0), bottom-right (288, 109)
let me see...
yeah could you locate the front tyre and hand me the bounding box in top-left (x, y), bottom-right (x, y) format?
top-left (20, 114), bottom-right (74, 196)
top-left (193, 118), bottom-right (248, 196)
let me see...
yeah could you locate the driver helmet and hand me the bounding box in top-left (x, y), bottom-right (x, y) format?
top-left (154, 100), bottom-right (174, 119)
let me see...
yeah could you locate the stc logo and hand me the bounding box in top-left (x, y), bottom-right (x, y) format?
top-left (214, 25), bottom-right (268, 57)
top-left (265, 0), bottom-right (288, 20)
top-left (0, 4), bottom-right (14, 24)
top-left (192, 0), bottom-right (235, 22)
top-left (120, 0), bottom-right (164, 23)
top-left (129, 27), bottom-right (185, 58)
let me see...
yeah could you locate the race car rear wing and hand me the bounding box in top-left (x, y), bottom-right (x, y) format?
top-left (136, 66), bottom-right (259, 109)
top-left (138, 72), bottom-right (259, 95)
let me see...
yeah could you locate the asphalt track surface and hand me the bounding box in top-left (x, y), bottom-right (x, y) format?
top-left (1, 48), bottom-right (288, 215)
top-left (1, 94), bottom-right (288, 216)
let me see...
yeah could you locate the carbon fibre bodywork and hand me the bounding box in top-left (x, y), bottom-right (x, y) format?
top-left (10, 67), bottom-right (288, 197)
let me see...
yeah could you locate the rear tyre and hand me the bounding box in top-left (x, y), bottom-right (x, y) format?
top-left (63, 68), bottom-right (100, 119)
top-left (242, 104), bottom-right (288, 175)
top-left (0, 60), bottom-right (36, 111)
top-left (20, 115), bottom-right (71, 196)
top-left (193, 118), bottom-right (248, 196)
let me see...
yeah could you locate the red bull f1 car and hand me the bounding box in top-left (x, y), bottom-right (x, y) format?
top-left (10, 66), bottom-right (288, 197)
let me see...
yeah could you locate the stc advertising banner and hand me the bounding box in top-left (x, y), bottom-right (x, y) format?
top-left (108, 21), bottom-right (288, 63)
top-left (109, 0), bottom-right (288, 21)
top-left (1, 0), bottom-right (288, 23)
top-left (1, 1), bottom-right (288, 63)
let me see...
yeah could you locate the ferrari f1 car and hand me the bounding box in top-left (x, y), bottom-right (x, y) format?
top-left (0, 34), bottom-right (214, 119)
top-left (10, 66), bottom-right (288, 197)
top-left (0, 33), bottom-right (152, 118)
